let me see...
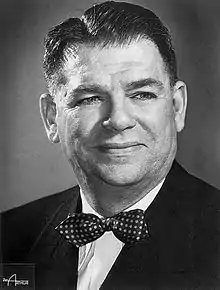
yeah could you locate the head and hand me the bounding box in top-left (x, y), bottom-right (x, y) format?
top-left (40, 1), bottom-right (187, 189)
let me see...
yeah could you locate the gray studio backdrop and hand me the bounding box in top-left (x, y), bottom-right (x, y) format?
top-left (2, 0), bottom-right (220, 212)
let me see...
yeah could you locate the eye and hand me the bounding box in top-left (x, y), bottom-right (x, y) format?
top-left (75, 95), bottom-right (103, 106)
top-left (130, 92), bottom-right (157, 101)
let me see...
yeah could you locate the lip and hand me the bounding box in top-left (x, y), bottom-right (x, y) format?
top-left (98, 142), bottom-right (141, 149)
top-left (95, 142), bottom-right (144, 154)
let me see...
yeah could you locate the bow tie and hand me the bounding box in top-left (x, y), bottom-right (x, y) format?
top-left (55, 209), bottom-right (149, 247)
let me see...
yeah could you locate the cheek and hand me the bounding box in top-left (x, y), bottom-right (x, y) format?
top-left (77, 109), bottom-right (101, 140)
top-left (58, 108), bottom-right (100, 146)
top-left (136, 100), bottom-right (175, 138)
top-left (57, 109), bottom-right (78, 141)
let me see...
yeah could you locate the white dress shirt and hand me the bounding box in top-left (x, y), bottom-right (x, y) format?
top-left (77, 180), bottom-right (164, 290)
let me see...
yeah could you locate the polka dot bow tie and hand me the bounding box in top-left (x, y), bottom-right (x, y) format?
top-left (55, 209), bottom-right (149, 247)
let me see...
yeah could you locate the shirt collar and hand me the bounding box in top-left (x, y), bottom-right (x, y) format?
top-left (80, 178), bottom-right (165, 217)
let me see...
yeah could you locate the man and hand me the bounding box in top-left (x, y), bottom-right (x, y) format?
top-left (2, 1), bottom-right (220, 289)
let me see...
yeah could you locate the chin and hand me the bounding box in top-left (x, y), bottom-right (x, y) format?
top-left (92, 164), bottom-right (147, 186)
top-left (99, 175), bottom-right (140, 187)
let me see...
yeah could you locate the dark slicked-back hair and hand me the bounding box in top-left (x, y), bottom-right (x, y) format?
top-left (43, 1), bottom-right (178, 92)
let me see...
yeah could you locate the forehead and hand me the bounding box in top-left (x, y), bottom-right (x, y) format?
top-left (62, 40), bottom-right (169, 89)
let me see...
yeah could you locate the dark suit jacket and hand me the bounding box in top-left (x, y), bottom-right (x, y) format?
top-left (1, 161), bottom-right (220, 289)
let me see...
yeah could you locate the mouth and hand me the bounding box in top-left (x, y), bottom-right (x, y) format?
top-left (95, 142), bottom-right (144, 154)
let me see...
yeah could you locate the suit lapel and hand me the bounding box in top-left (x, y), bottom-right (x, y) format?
top-left (101, 161), bottom-right (195, 289)
top-left (27, 187), bottom-right (81, 290)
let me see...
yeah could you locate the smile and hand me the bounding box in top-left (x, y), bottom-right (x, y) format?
top-left (96, 142), bottom-right (144, 154)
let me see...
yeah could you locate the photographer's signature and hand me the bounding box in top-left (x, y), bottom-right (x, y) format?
top-left (2, 273), bottom-right (29, 286)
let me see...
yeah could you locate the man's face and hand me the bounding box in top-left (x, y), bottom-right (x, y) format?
top-left (53, 40), bottom-right (185, 186)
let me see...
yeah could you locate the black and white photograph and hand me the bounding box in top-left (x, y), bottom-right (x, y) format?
top-left (1, 1), bottom-right (220, 289)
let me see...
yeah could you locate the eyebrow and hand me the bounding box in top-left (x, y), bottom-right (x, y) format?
top-left (125, 78), bottom-right (164, 91)
top-left (69, 85), bottom-right (106, 98)
top-left (69, 78), bottom-right (164, 98)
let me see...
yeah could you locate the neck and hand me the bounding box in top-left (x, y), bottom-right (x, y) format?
top-left (75, 161), bottom-right (173, 217)
top-left (83, 177), bottom-right (164, 217)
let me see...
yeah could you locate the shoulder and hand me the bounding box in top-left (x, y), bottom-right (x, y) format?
top-left (1, 186), bottom-right (80, 262)
top-left (163, 160), bottom-right (220, 234)
top-left (1, 186), bottom-right (80, 227)
top-left (168, 160), bottom-right (220, 202)
top-left (157, 161), bottom-right (220, 282)
top-left (171, 161), bottom-right (220, 249)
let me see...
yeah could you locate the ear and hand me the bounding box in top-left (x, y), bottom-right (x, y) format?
top-left (39, 93), bottom-right (60, 143)
top-left (172, 81), bottom-right (187, 132)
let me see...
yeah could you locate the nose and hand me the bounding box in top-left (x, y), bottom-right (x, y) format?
top-left (102, 93), bottom-right (136, 131)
